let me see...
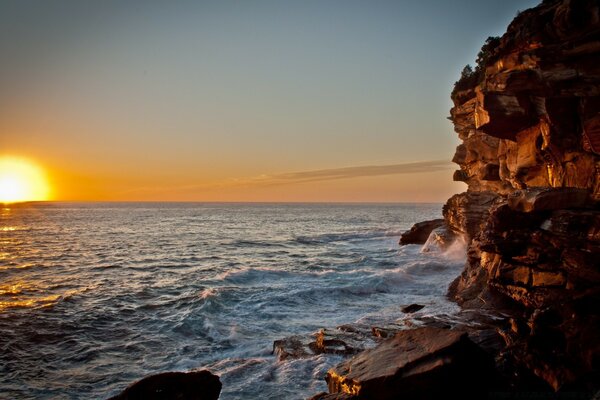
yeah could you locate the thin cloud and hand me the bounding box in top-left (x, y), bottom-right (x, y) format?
top-left (232, 160), bottom-right (453, 187)
top-left (123, 160), bottom-right (453, 194)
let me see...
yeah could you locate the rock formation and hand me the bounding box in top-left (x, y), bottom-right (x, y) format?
top-left (324, 0), bottom-right (599, 397)
top-left (398, 219), bottom-right (444, 245)
top-left (108, 370), bottom-right (221, 400)
top-left (446, 0), bottom-right (600, 392)
top-left (324, 328), bottom-right (497, 400)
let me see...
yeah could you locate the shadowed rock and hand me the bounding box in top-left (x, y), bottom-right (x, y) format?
top-left (506, 188), bottom-right (590, 212)
top-left (401, 303), bottom-right (425, 313)
top-left (399, 219), bottom-right (444, 245)
top-left (325, 327), bottom-right (496, 400)
top-left (108, 370), bottom-right (221, 400)
top-left (445, 0), bottom-right (600, 392)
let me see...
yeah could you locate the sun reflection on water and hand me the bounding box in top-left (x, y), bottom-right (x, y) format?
top-left (0, 204), bottom-right (73, 312)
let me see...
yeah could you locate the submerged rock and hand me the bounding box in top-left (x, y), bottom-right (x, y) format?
top-left (108, 370), bottom-right (221, 400)
top-left (399, 219), bottom-right (444, 245)
top-left (325, 327), bottom-right (496, 400)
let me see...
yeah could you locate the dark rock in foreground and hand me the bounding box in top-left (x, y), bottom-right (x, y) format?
top-left (400, 303), bottom-right (425, 313)
top-left (325, 327), bottom-right (496, 400)
top-left (399, 219), bottom-right (444, 245)
top-left (108, 370), bottom-right (221, 400)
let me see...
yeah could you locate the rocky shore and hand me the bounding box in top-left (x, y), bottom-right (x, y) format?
top-left (108, 0), bottom-right (599, 398)
top-left (312, 0), bottom-right (600, 397)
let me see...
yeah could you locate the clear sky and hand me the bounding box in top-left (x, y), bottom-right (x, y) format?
top-left (0, 0), bottom-right (539, 202)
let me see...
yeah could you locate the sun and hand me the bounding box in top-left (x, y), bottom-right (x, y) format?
top-left (0, 156), bottom-right (51, 203)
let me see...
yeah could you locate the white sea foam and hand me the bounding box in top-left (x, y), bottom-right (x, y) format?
top-left (0, 202), bottom-right (461, 400)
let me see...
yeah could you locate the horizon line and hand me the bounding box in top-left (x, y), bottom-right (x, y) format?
top-left (2, 199), bottom-right (447, 206)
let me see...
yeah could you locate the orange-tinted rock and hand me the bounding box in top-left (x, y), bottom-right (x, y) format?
top-left (444, 0), bottom-right (600, 391)
top-left (531, 270), bottom-right (566, 287)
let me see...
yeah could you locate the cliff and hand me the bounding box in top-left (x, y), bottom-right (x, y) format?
top-left (447, 0), bottom-right (600, 392)
top-left (321, 0), bottom-right (600, 398)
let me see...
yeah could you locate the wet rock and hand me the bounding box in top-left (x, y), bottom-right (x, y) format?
top-left (309, 329), bottom-right (363, 356)
top-left (420, 226), bottom-right (456, 253)
top-left (325, 327), bottom-right (496, 400)
top-left (273, 335), bottom-right (312, 360)
top-left (108, 370), bottom-right (221, 400)
top-left (370, 323), bottom-right (404, 339)
top-left (399, 219), bottom-right (444, 245)
top-left (401, 303), bottom-right (425, 313)
top-left (273, 327), bottom-right (374, 361)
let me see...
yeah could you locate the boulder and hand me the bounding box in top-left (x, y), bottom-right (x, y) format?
top-left (325, 327), bottom-right (496, 400)
top-left (108, 370), bottom-right (221, 400)
top-left (399, 219), bottom-right (444, 245)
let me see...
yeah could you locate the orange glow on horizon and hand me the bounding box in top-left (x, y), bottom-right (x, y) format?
top-left (0, 156), bottom-right (51, 203)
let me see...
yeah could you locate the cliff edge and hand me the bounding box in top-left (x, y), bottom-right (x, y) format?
top-left (446, 0), bottom-right (600, 392)
top-left (321, 1), bottom-right (600, 398)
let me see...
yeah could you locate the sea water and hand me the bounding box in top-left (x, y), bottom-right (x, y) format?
top-left (0, 202), bottom-right (464, 399)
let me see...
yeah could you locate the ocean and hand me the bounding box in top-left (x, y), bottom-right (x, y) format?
top-left (0, 202), bottom-right (464, 399)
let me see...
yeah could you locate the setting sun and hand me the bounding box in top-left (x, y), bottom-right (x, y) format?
top-left (0, 156), bottom-right (51, 203)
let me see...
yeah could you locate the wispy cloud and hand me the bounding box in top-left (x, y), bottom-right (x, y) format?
top-left (233, 159), bottom-right (453, 186)
top-left (123, 160), bottom-right (453, 194)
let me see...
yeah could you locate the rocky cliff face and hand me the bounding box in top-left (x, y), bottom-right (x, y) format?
top-left (310, 2), bottom-right (599, 398)
top-left (447, 0), bottom-right (600, 391)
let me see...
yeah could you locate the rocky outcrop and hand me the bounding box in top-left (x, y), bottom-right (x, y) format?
top-left (325, 328), bottom-right (497, 400)
top-left (446, 0), bottom-right (600, 393)
top-left (399, 219), bottom-right (445, 245)
top-left (108, 370), bottom-right (221, 400)
top-left (273, 327), bottom-right (375, 361)
top-left (308, 1), bottom-right (599, 398)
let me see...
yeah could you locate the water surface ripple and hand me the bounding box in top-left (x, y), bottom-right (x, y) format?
top-left (0, 203), bottom-right (462, 399)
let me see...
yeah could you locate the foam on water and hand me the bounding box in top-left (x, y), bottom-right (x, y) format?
top-left (0, 203), bottom-right (465, 399)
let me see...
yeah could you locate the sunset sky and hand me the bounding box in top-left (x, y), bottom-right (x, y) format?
top-left (0, 0), bottom-right (539, 202)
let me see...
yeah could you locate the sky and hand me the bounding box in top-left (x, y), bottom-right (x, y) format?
top-left (0, 0), bottom-right (540, 202)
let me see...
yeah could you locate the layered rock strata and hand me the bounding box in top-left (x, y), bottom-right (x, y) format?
top-left (446, 0), bottom-right (600, 392)
top-left (324, 0), bottom-right (600, 397)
